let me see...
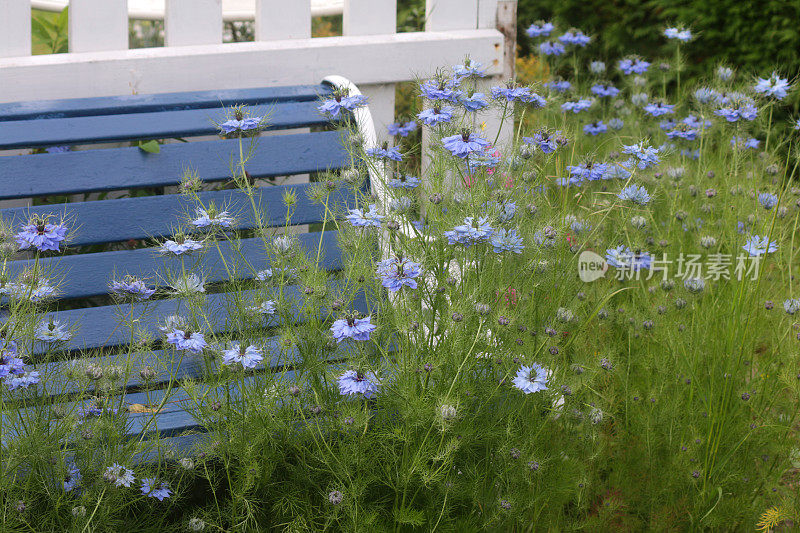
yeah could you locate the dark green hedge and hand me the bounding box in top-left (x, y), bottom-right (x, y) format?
top-left (517, 0), bottom-right (800, 86)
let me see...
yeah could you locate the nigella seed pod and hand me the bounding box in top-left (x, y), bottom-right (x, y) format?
top-left (85, 365), bottom-right (103, 380)
top-left (328, 490), bottom-right (344, 505)
top-left (572, 364), bottom-right (584, 375)
top-left (331, 298), bottom-right (344, 311)
top-left (451, 312), bottom-right (463, 322)
top-left (344, 416), bottom-right (354, 425)
top-left (386, 220), bottom-right (400, 231)
top-left (509, 448), bottom-right (520, 459)
top-left (429, 193), bottom-right (443, 204)
top-left (446, 276), bottom-right (457, 286)
top-left (741, 392), bottom-right (750, 401)
top-left (188, 518), bottom-right (206, 531)
top-left (81, 429), bottom-right (94, 440)
top-left (765, 300), bottom-right (774, 310)
top-left (549, 346), bottom-right (559, 355)
top-left (288, 385), bottom-right (301, 396)
top-left (675, 298), bottom-right (687, 309)
top-left (691, 470), bottom-right (700, 479)
top-left (707, 170), bottom-right (715, 178)
top-left (304, 286), bottom-right (314, 295)
top-left (340, 167), bottom-right (361, 183)
top-left (139, 366), bottom-right (157, 382)
top-left (526, 204), bottom-right (538, 216)
top-left (661, 279), bottom-right (675, 291)
top-left (657, 305), bottom-right (667, 315)
top-left (561, 385), bottom-right (572, 396)
top-left (72, 506), bottom-right (87, 517)
top-left (475, 303), bottom-right (491, 316)
top-left (600, 358), bottom-right (613, 371)
top-left (211, 401), bottom-right (221, 411)
top-left (528, 460), bottom-right (540, 471)
top-left (597, 308), bottom-right (609, 319)
top-left (310, 405), bottom-right (323, 415)
top-left (498, 316), bottom-right (510, 326)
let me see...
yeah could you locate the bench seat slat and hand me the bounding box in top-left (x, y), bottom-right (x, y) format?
top-left (27, 335), bottom-right (353, 400)
top-left (0, 101), bottom-right (330, 150)
top-left (0, 85), bottom-right (331, 122)
top-left (0, 184), bottom-right (355, 246)
top-left (7, 230), bottom-right (343, 301)
top-left (0, 131), bottom-right (349, 200)
top-left (25, 278), bottom-right (365, 355)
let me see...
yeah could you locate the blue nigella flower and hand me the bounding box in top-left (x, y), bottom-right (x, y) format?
top-left (539, 41), bottom-right (566, 56)
top-left (444, 216), bottom-right (493, 246)
top-left (715, 99), bottom-right (758, 122)
top-left (419, 78), bottom-right (462, 103)
top-left (491, 85), bottom-right (546, 106)
top-left (166, 329), bottom-right (207, 353)
top-left (441, 131), bottom-right (490, 158)
top-left (512, 364), bottom-right (549, 394)
top-left (643, 102), bottom-right (675, 117)
top-left (160, 237), bottom-right (203, 255)
top-left (219, 116), bottom-right (261, 134)
top-left (618, 58), bottom-right (650, 75)
top-left (453, 60), bottom-right (486, 78)
top-left (15, 217), bottom-right (68, 252)
top-left (331, 316), bottom-right (377, 343)
top-left (109, 277), bottom-right (155, 301)
top-left (5, 371), bottom-right (40, 391)
top-left (583, 121), bottom-right (608, 136)
top-left (104, 464), bottom-right (135, 488)
top-left (544, 79), bottom-right (571, 93)
top-left (590, 84), bottom-right (619, 98)
top-left (758, 192), bottom-right (779, 209)
top-left (742, 235), bottom-right (778, 256)
top-left (366, 145), bottom-right (403, 161)
top-left (561, 99), bottom-right (593, 113)
top-left (664, 27), bottom-right (692, 42)
top-left (568, 161), bottom-right (608, 182)
top-left (617, 184), bottom-right (652, 205)
top-left (388, 174), bottom-right (421, 189)
top-left (141, 479), bottom-right (172, 501)
top-left (490, 228), bottom-right (524, 253)
top-left (222, 343), bottom-right (263, 369)
top-left (717, 66), bottom-right (734, 81)
top-left (526, 21), bottom-right (554, 38)
top-left (605, 246), bottom-right (651, 270)
top-left (460, 92), bottom-right (489, 112)
top-left (191, 208), bottom-right (233, 229)
top-left (338, 370), bottom-right (379, 399)
top-left (387, 121), bottom-right (417, 137)
top-left (604, 164), bottom-right (632, 180)
top-left (318, 93), bottom-right (368, 118)
top-left (558, 29), bottom-right (591, 46)
top-left (621, 143), bottom-right (661, 169)
top-left (64, 463), bottom-right (82, 493)
top-left (376, 257), bottom-right (422, 292)
top-left (795, 118), bottom-right (800, 131)
top-left (36, 319), bottom-right (71, 342)
top-left (731, 137), bottom-right (761, 150)
top-left (417, 106), bottom-right (454, 126)
top-left (346, 204), bottom-right (384, 228)
top-left (522, 131), bottom-right (560, 153)
top-left (754, 73), bottom-right (791, 100)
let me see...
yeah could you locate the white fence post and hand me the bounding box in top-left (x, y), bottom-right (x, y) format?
top-left (343, 0), bottom-right (397, 135)
top-left (255, 0), bottom-right (311, 40)
top-left (68, 0), bottom-right (129, 53)
top-left (165, 0), bottom-right (223, 46)
top-left (0, 0), bottom-right (31, 58)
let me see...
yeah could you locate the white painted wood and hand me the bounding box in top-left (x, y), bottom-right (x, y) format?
top-left (255, 0), bottom-right (311, 40)
top-left (477, 0), bottom-right (498, 29)
top-left (425, 0), bottom-right (478, 31)
top-left (358, 84), bottom-right (395, 138)
top-left (0, 30), bottom-right (503, 102)
top-left (1, 0), bottom-right (31, 58)
top-left (68, 0), bottom-right (129, 53)
top-left (343, 0), bottom-right (397, 135)
top-left (165, 0), bottom-right (223, 46)
top-left (32, 0), bottom-right (344, 20)
top-left (343, 0), bottom-right (396, 36)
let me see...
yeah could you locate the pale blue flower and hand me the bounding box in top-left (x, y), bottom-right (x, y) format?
top-left (512, 364), bottom-right (549, 394)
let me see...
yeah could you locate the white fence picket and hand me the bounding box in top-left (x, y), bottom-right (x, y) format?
top-left (425, 0), bottom-right (478, 31)
top-left (165, 0), bottom-right (223, 46)
top-left (255, 0), bottom-right (311, 40)
top-left (0, 0), bottom-right (31, 58)
top-left (68, 0), bottom-right (129, 53)
top-left (343, 0), bottom-right (397, 135)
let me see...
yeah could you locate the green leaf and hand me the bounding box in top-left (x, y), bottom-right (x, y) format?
top-left (138, 140), bottom-right (161, 154)
top-left (394, 507), bottom-right (425, 527)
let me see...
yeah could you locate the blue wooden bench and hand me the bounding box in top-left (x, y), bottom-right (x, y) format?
top-left (0, 82), bottom-right (372, 454)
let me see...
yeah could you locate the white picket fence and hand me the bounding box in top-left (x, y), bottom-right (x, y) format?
top-left (0, 0), bottom-right (517, 137)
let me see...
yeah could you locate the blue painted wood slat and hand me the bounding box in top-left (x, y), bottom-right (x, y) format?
top-left (5, 230), bottom-right (344, 301)
top-left (0, 101), bottom-right (331, 150)
top-left (0, 131), bottom-right (350, 200)
top-left (0, 184), bottom-right (356, 246)
top-left (0, 85), bottom-right (331, 122)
